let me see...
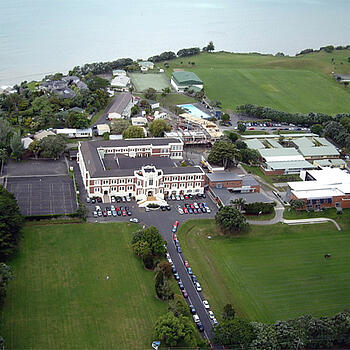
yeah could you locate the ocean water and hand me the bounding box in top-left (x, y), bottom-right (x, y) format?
top-left (0, 0), bottom-right (349, 85)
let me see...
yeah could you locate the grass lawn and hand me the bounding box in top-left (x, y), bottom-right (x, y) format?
top-left (1, 223), bottom-right (167, 350)
top-left (241, 130), bottom-right (268, 135)
top-left (178, 217), bottom-right (350, 323)
top-left (129, 73), bottom-right (170, 92)
top-left (161, 51), bottom-right (350, 114)
top-left (244, 210), bottom-right (275, 221)
top-left (284, 207), bottom-right (350, 220)
top-left (157, 93), bottom-right (197, 109)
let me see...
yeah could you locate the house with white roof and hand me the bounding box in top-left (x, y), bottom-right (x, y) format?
top-left (111, 75), bottom-right (131, 91)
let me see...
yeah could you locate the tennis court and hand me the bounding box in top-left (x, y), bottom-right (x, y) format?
top-left (129, 73), bottom-right (170, 92)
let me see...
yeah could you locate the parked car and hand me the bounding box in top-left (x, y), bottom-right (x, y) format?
top-left (96, 197), bottom-right (102, 203)
top-left (187, 267), bottom-right (193, 275)
top-left (191, 275), bottom-right (198, 284)
top-left (102, 211), bottom-right (107, 217)
top-left (212, 318), bottom-right (219, 326)
top-left (130, 218), bottom-right (139, 223)
top-left (197, 322), bottom-right (204, 332)
top-left (87, 197), bottom-right (91, 203)
top-left (176, 195), bottom-right (181, 201)
top-left (121, 210), bottom-right (127, 216)
top-left (180, 194), bottom-right (185, 200)
top-left (174, 273), bottom-right (180, 281)
top-left (145, 207), bottom-right (150, 212)
top-left (172, 266), bottom-right (177, 273)
top-left (195, 282), bottom-right (202, 292)
top-left (95, 205), bottom-right (101, 211)
top-left (111, 196), bottom-right (116, 203)
top-left (98, 211), bottom-right (102, 217)
top-left (178, 207), bottom-right (184, 215)
top-left (112, 210), bottom-right (117, 217)
top-left (188, 208), bottom-right (193, 214)
top-left (182, 289), bottom-right (188, 298)
top-left (93, 211), bottom-right (98, 217)
top-left (172, 233), bottom-right (178, 241)
top-left (193, 314), bottom-right (200, 323)
top-left (161, 206), bottom-right (166, 211)
top-left (184, 260), bottom-right (190, 268)
top-left (189, 305), bottom-right (196, 314)
top-left (203, 300), bottom-right (210, 309)
top-left (107, 210), bottom-right (112, 216)
top-left (178, 281), bottom-right (184, 290)
top-left (91, 198), bottom-right (96, 204)
top-left (166, 205), bottom-right (171, 211)
top-left (183, 207), bottom-right (189, 214)
top-left (208, 311), bottom-right (215, 319)
top-left (117, 210), bottom-right (121, 216)
top-left (172, 221), bottom-right (179, 232)
top-left (177, 246), bottom-right (182, 253)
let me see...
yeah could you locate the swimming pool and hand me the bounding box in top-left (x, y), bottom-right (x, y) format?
top-left (177, 104), bottom-right (212, 119)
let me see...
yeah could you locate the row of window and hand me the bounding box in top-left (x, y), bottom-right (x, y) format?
top-left (171, 152), bottom-right (182, 157)
top-left (164, 182), bottom-right (202, 188)
top-left (163, 175), bottom-right (202, 181)
top-left (94, 178), bottom-right (134, 185)
top-left (307, 198), bottom-right (332, 204)
top-left (94, 185), bottom-right (134, 193)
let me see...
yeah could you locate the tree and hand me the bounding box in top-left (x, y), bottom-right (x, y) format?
top-left (225, 131), bottom-right (239, 143)
top-left (214, 318), bottom-right (255, 349)
top-left (236, 139), bottom-right (248, 149)
top-left (0, 119), bottom-right (12, 148)
top-left (250, 322), bottom-right (279, 350)
top-left (311, 124), bottom-right (323, 136)
top-left (67, 111), bottom-right (89, 129)
top-left (156, 261), bottom-right (173, 278)
top-left (110, 119), bottom-right (130, 134)
top-left (240, 148), bottom-right (259, 164)
top-left (207, 141), bottom-right (241, 168)
top-left (10, 132), bottom-right (24, 160)
top-left (77, 204), bottom-right (88, 221)
top-left (154, 312), bottom-right (196, 347)
top-left (0, 263), bottom-right (13, 307)
top-left (290, 199), bottom-right (305, 210)
top-left (132, 240), bottom-right (152, 259)
top-left (221, 113), bottom-right (230, 123)
top-left (238, 123), bottom-right (246, 133)
top-left (87, 76), bottom-right (110, 91)
top-left (144, 88), bottom-right (157, 100)
top-left (215, 206), bottom-right (248, 233)
top-left (231, 198), bottom-right (246, 211)
top-left (168, 295), bottom-right (191, 317)
top-left (0, 185), bottom-right (24, 260)
top-left (131, 226), bottom-right (166, 257)
top-left (223, 304), bottom-right (236, 320)
top-left (0, 149), bottom-right (8, 172)
top-left (149, 119), bottom-right (171, 137)
top-left (122, 126), bottom-right (145, 139)
top-left (28, 140), bottom-right (41, 158)
top-left (131, 105), bottom-right (139, 116)
top-left (39, 135), bottom-right (66, 159)
top-left (206, 41), bottom-right (215, 53)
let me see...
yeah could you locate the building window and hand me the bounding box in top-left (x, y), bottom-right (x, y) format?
top-left (127, 186), bottom-right (133, 190)
top-left (94, 180), bottom-right (100, 185)
top-left (103, 180), bottom-right (109, 185)
top-left (149, 179), bottom-right (153, 186)
top-left (94, 187), bottom-right (100, 192)
top-left (120, 186), bottom-right (124, 191)
top-left (195, 182), bottom-right (201, 187)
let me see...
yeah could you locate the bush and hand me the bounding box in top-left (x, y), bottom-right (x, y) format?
top-left (243, 202), bottom-right (274, 215)
top-left (147, 203), bottom-right (160, 208)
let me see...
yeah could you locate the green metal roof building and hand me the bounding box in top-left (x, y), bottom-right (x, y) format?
top-left (171, 71), bottom-right (203, 92)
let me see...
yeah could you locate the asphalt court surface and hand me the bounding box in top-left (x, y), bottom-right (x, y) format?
top-left (4, 159), bottom-right (67, 176)
top-left (129, 72), bottom-right (170, 92)
top-left (6, 176), bottom-right (77, 216)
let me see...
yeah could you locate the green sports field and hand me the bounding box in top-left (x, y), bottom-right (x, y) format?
top-left (129, 72), bottom-right (170, 92)
top-left (1, 223), bottom-right (166, 349)
top-left (162, 51), bottom-right (350, 114)
top-left (178, 217), bottom-right (350, 323)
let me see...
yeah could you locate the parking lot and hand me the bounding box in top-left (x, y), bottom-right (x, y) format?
top-left (6, 176), bottom-right (77, 216)
top-left (86, 194), bottom-right (217, 225)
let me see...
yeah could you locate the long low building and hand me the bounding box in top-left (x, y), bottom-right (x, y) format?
top-left (77, 138), bottom-right (205, 204)
top-left (288, 168), bottom-right (350, 210)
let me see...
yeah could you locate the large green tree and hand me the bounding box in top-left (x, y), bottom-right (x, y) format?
top-left (131, 226), bottom-right (166, 257)
top-left (122, 126), bottom-right (145, 139)
top-left (215, 206), bottom-right (248, 233)
top-left (39, 135), bottom-right (66, 159)
top-left (214, 318), bottom-right (255, 349)
top-left (311, 123), bottom-right (323, 136)
top-left (154, 312), bottom-right (196, 347)
top-left (0, 185), bottom-right (23, 260)
top-left (143, 88), bottom-right (157, 100)
top-left (240, 148), bottom-right (260, 164)
top-left (149, 119), bottom-right (171, 137)
top-left (10, 132), bottom-right (24, 160)
top-left (238, 123), bottom-right (246, 133)
top-left (67, 111), bottom-right (89, 129)
top-left (87, 76), bottom-right (110, 91)
top-left (207, 140), bottom-right (240, 168)
top-left (0, 119), bottom-right (12, 148)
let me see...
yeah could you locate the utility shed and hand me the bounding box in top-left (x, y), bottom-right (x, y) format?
top-left (258, 148), bottom-right (304, 162)
top-left (245, 139), bottom-right (265, 150)
top-left (298, 146), bottom-right (339, 159)
top-left (267, 140), bottom-right (283, 148)
top-left (293, 137), bottom-right (315, 148)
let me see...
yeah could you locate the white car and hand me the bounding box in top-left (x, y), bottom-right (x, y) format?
top-left (129, 218), bottom-right (139, 223)
top-left (208, 311), bottom-right (215, 319)
top-left (180, 194), bottom-right (185, 200)
top-left (167, 258), bottom-right (173, 265)
top-left (203, 300), bottom-right (210, 309)
top-left (93, 211), bottom-right (98, 218)
top-left (166, 253), bottom-right (170, 259)
top-left (111, 205), bottom-right (115, 210)
top-left (111, 196), bottom-right (116, 203)
top-left (145, 207), bottom-right (150, 212)
top-left (178, 208), bottom-right (184, 215)
top-left (176, 195), bottom-right (181, 201)
top-left (195, 282), bottom-right (202, 292)
top-left (212, 318), bottom-right (219, 326)
top-left (126, 196), bottom-right (131, 202)
top-left (95, 205), bottom-right (101, 212)
top-left (107, 210), bottom-right (112, 216)
top-left (193, 202), bottom-right (199, 209)
top-left (193, 314), bottom-right (200, 323)
top-left (206, 207), bottom-right (211, 213)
